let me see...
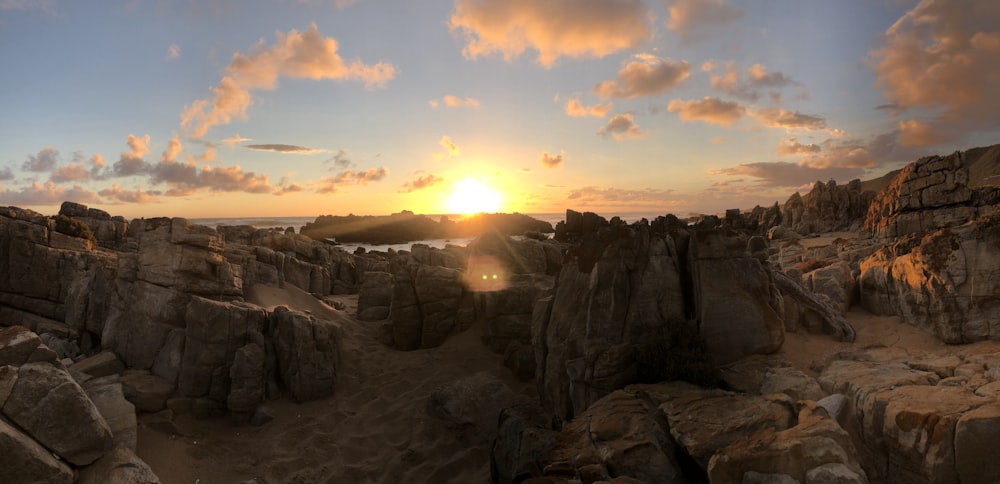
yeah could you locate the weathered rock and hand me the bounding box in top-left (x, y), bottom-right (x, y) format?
top-left (77, 446), bottom-right (160, 484)
top-left (655, 382), bottom-right (796, 468)
top-left (428, 372), bottom-right (519, 436)
top-left (0, 325), bottom-right (42, 366)
top-left (783, 179), bottom-right (873, 235)
top-left (859, 219), bottom-right (1000, 343)
top-left (389, 264), bottom-right (467, 350)
top-left (121, 370), bottom-right (175, 413)
top-left (85, 379), bottom-right (138, 450)
top-left (227, 343), bottom-right (267, 414)
top-left (719, 355), bottom-right (825, 402)
top-left (0, 417), bottom-right (74, 484)
top-left (536, 221), bottom-right (686, 421)
top-left (272, 306), bottom-right (340, 401)
top-left (2, 361), bottom-right (113, 465)
top-left (689, 230), bottom-right (784, 364)
top-left (954, 403), bottom-right (1000, 484)
top-left (356, 271), bottom-right (393, 321)
top-left (72, 350), bottom-right (126, 379)
top-left (490, 403), bottom-right (559, 484)
top-left (707, 401), bottom-right (866, 483)
top-left (804, 463), bottom-right (867, 484)
top-left (537, 388), bottom-right (686, 483)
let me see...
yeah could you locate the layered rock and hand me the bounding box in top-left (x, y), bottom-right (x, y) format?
top-left (818, 344), bottom-right (1000, 483)
top-left (783, 179), bottom-right (874, 235)
top-left (860, 211), bottom-right (1000, 343)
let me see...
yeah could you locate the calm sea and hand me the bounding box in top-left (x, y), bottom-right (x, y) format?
top-left (190, 211), bottom-right (669, 252)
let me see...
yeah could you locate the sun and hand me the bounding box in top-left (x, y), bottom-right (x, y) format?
top-left (446, 178), bottom-right (503, 214)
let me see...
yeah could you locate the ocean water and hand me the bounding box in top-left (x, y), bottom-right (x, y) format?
top-left (190, 211), bottom-right (671, 252)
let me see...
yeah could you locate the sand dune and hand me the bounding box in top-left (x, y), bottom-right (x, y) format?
top-left (138, 284), bottom-right (534, 484)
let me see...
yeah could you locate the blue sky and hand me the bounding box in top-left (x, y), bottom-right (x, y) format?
top-left (1, 0), bottom-right (997, 218)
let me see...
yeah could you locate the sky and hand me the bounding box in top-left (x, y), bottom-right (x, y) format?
top-left (0, 0), bottom-right (998, 219)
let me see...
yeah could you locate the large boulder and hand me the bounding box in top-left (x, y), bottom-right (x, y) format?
top-left (535, 220), bottom-right (687, 421)
top-left (272, 306), bottom-right (340, 402)
top-left (689, 230), bottom-right (784, 364)
top-left (2, 361), bottom-right (113, 465)
top-left (0, 418), bottom-right (74, 484)
top-left (389, 264), bottom-right (469, 350)
top-left (356, 271), bottom-right (394, 321)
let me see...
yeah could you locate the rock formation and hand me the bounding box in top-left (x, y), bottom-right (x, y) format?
top-left (782, 179), bottom-right (875, 235)
top-left (859, 150), bottom-right (1000, 343)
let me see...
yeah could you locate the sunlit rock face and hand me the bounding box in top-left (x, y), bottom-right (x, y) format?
top-left (782, 178), bottom-right (874, 235)
top-left (859, 150), bottom-right (1000, 343)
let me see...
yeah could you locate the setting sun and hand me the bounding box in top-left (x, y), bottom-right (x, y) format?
top-left (446, 178), bottom-right (503, 214)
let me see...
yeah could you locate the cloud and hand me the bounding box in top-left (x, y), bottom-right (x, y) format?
top-left (594, 54), bottom-right (690, 99)
top-left (0, 181), bottom-right (98, 206)
top-left (150, 159), bottom-right (198, 186)
top-left (274, 183), bottom-right (304, 196)
top-left (162, 135), bottom-right (182, 163)
top-left (439, 136), bottom-right (460, 156)
top-left (399, 174), bottom-right (444, 193)
top-left (316, 167), bottom-right (388, 194)
top-left (197, 165), bottom-right (273, 193)
top-left (565, 99), bottom-right (612, 117)
top-left (245, 143), bottom-right (327, 154)
top-left (180, 23), bottom-right (397, 138)
top-left (324, 149), bottom-right (353, 169)
top-left (448, 0), bottom-right (651, 68)
top-left (222, 134), bottom-right (252, 147)
top-left (99, 183), bottom-right (158, 204)
top-left (0, 166), bottom-right (13, 181)
top-left (21, 147), bottom-right (59, 172)
top-left (667, 97), bottom-right (746, 127)
top-left (566, 186), bottom-right (681, 210)
top-left (702, 60), bottom-right (800, 101)
top-left (666, 0), bottom-right (743, 42)
top-left (0, 0), bottom-right (54, 14)
top-left (711, 162), bottom-right (865, 188)
top-left (112, 134), bottom-right (151, 177)
top-left (50, 163), bottom-right (91, 183)
top-left (166, 44), bottom-right (181, 60)
top-left (539, 152), bottom-right (563, 168)
top-left (777, 138), bottom-right (821, 156)
top-left (751, 108), bottom-right (827, 131)
top-left (598, 113), bottom-right (645, 141)
top-left (430, 95), bottom-right (480, 109)
top-left (868, 0), bottom-right (1000, 146)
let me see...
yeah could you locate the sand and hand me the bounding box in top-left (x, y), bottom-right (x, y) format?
top-left (137, 284), bottom-right (534, 484)
top-left (135, 279), bottom-right (962, 483)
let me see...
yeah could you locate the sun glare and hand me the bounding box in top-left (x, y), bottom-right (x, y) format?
top-left (446, 178), bottom-right (503, 214)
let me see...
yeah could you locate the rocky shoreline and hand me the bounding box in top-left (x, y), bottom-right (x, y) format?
top-left (1, 146), bottom-right (999, 483)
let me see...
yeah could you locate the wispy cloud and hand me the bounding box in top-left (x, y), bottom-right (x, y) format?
top-left (429, 95), bottom-right (480, 109)
top-left (594, 54), bottom-right (690, 99)
top-left (0, 181), bottom-right (97, 206)
top-left (246, 143), bottom-right (327, 154)
top-left (99, 183), bottom-right (158, 204)
top-left (439, 136), bottom-right (460, 156)
top-left (776, 138), bottom-right (821, 156)
top-left (0, 0), bottom-right (55, 14)
top-left (701, 60), bottom-right (801, 102)
top-left (316, 167), bottom-right (388, 194)
top-left (751, 108), bottom-right (827, 132)
top-left (399, 173), bottom-right (444, 193)
top-left (166, 44), bottom-right (181, 60)
top-left (180, 23), bottom-right (396, 138)
top-left (273, 183), bottom-right (304, 196)
top-left (448, 0), bottom-right (651, 68)
top-left (222, 134), bottom-right (252, 147)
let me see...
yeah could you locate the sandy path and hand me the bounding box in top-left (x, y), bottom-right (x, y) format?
top-left (138, 284), bottom-right (534, 484)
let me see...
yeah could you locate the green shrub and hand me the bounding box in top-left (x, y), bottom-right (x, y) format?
top-left (53, 215), bottom-right (96, 243)
top-left (635, 319), bottom-right (718, 387)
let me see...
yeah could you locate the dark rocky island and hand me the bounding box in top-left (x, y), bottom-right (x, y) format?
top-left (300, 211), bottom-right (554, 245)
top-left (1, 144), bottom-right (999, 483)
